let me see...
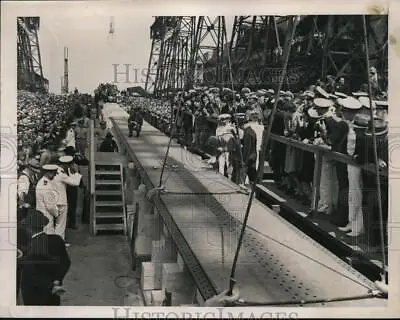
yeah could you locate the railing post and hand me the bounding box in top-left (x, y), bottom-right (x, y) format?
top-left (89, 119), bottom-right (96, 236)
top-left (311, 150), bottom-right (323, 212)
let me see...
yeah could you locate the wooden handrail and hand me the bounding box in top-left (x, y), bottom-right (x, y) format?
top-left (269, 133), bottom-right (388, 178)
top-left (89, 120), bottom-right (96, 236)
top-left (90, 120), bottom-right (95, 196)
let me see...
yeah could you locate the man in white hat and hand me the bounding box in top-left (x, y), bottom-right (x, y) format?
top-left (56, 155), bottom-right (84, 239)
top-left (337, 97), bottom-right (364, 236)
top-left (35, 164), bottom-right (60, 235)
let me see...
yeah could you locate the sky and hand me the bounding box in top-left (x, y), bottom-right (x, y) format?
top-left (38, 15), bottom-right (234, 94)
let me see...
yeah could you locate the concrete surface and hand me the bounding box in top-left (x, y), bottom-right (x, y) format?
top-left (61, 166), bottom-right (143, 306)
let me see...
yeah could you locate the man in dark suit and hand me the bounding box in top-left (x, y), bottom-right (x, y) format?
top-left (20, 211), bottom-right (71, 305)
top-left (354, 118), bottom-right (388, 248)
top-left (323, 105), bottom-right (350, 227)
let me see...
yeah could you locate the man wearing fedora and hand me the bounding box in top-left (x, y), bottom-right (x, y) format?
top-left (18, 158), bottom-right (42, 211)
top-left (20, 210), bottom-right (71, 305)
top-left (243, 109), bottom-right (264, 184)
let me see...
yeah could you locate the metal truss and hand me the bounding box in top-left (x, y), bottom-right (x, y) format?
top-left (228, 15), bottom-right (388, 91)
top-left (17, 17), bottom-right (48, 93)
top-left (145, 17), bottom-right (195, 97)
top-left (188, 16), bottom-right (227, 88)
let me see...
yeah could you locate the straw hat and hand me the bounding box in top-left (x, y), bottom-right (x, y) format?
top-left (338, 97), bottom-right (362, 110)
top-left (42, 164), bottom-right (59, 171)
top-left (352, 92), bottom-right (369, 97)
top-left (314, 98), bottom-right (334, 108)
top-left (218, 113), bottom-right (231, 121)
top-left (358, 96), bottom-right (376, 109)
top-left (59, 155), bottom-right (74, 163)
top-left (307, 107), bottom-right (321, 119)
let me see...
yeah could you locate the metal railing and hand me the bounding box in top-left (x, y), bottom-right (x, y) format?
top-left (89, 119), bottom-right (96, 235)
top-left (110, 117), bottom-right (218, 301)
top-left (269, 133), bottom-right (388, 212)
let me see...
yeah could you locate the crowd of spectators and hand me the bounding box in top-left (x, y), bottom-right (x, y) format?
top-left (125, 69), bottom-right (388, 251)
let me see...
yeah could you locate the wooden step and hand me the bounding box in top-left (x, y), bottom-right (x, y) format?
top-left (95, 190), bottom-right (122, 195)
top-left (95, 170), bottom-right (121, 175)
top-left (95, 212), bottom-right (124, 218)
top-left (96, 201), bottom-right (124, 207)
top-left (95, 180), bottom-right (121, 185)
top-left (96, 223), bottom-right (124, 231)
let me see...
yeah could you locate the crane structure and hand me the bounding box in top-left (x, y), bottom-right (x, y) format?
top-left (17, 17), bottom-right (48, 93)
top-left (145, 17), bottom-right (195, 97)
top-left (145, 16), bottom-right (228, 96)
top-left (188, 16), bottom-right (227, 88)
top-left (228, 15), bottom-right (388, 91)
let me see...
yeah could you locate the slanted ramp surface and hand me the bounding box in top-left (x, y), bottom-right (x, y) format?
top-left (111, 117), bottom-right (386, 307)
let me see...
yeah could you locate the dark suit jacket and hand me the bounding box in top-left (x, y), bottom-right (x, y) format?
top-left (21, 233), bottom-right (71, 290)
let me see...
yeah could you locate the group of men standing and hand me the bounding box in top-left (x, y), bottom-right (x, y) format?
top-left (17, 112), bottom-right (91, 305)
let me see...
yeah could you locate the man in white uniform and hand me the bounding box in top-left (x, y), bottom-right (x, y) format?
top-left (35, 164), bottom-right (60, 235)
top-left (338, 98), bottom-right (364, 236)
top-left (53, 155), bottom-right (83, 243)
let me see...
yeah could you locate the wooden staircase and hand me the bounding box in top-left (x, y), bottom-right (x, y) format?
top-left (92, 153), bottom-right (127, 235)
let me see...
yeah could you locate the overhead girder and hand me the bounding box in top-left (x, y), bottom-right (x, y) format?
top-left (188, 16), bottom-right (227, 88)
top-left (228, 15), bottom-right (387, 92)
top-left (17, 17), bottom-right (48, 93)
top-left (146, 16), bottom-right (195, 97)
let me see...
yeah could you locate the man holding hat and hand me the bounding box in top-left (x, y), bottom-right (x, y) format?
top-left (20, 210), bottom-right (71, 305)
top-left (36, 164), bottom-right (61, 235)
top-left (57, 155), bottom-right (84, 236)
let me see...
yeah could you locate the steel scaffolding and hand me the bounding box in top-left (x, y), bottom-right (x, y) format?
top-left (17, 17), bottom-right (48, 93)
